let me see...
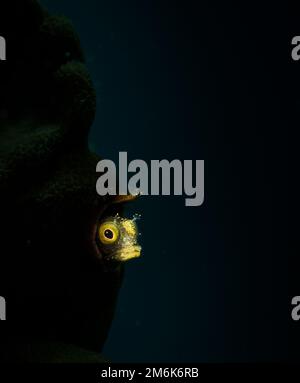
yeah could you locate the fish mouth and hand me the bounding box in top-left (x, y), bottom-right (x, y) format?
top-left (113, 245), bottom-right (142, 262)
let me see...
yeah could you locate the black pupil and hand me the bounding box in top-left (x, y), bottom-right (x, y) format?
top-left (104, 229), bottom-right (114, 239)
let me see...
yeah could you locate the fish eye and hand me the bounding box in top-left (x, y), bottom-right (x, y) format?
top-left (98, 222), bottom-right (119, 245)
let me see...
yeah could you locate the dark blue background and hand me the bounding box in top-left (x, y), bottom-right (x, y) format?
top-left (41, 0), bottom-right (288, 362)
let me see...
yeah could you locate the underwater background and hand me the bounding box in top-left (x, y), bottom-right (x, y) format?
top-left (40, 0), bottom-right (288, 362)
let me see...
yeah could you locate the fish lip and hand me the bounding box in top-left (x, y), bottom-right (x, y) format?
top-left (113, 245), bottom-right (142, 262)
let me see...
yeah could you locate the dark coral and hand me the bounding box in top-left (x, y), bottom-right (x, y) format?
top-left (0, 1), bottom-right (123, 362)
